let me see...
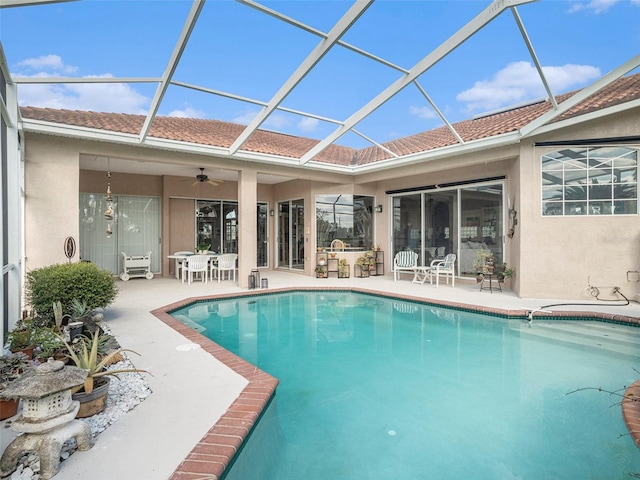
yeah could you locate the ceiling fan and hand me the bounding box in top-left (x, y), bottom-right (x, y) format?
top-left (191, 168), bottom-right (223, 187)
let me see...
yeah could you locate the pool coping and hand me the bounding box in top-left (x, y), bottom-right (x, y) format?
top-left (151, 286), bottom-right (640, 479)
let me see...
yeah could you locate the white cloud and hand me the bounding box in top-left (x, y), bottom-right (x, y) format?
top-left (456, 61), bottom-right (601, 112)
top-left (263, 112), bottom-right (290, 129)
top-left (568, 0), bottom-right (620, 14)
top-left (18, 80), bottom-right (149, 114)
top-left (232, 108), bottom-right (258, 125)
top-left (409, 105), bottom-right (437, 120)
top-left (167, 106), bottom-right (207, 118)
top-left (16, 54), bottom-right (77, 74)
top-left (14, 57), bottom-right (149, 113)
top-left (297, 117), bottom-right (319, 132)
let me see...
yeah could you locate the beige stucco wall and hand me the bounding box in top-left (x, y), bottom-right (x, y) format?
top-left (22, 106), bottom-right (640, 301)
top-left (517, 109), bottom-right (640, 300)
top-left (24, 135), bottom-right (80, 271)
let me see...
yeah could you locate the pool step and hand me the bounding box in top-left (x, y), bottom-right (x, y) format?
top-left (518, 320), bottom-right (640, 359)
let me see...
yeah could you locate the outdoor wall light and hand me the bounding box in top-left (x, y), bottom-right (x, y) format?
top-left (270, 209), bottom-right (275, 216)
top-left (375, 205), bottom-right (383, 213)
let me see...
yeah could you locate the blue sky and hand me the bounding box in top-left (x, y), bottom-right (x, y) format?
top-left (1, 0), bottom-right (639, 148)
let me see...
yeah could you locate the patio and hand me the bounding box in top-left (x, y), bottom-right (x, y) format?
top-left (3, 271), bottom-right (638, 479)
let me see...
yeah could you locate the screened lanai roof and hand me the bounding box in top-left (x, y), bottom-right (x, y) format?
top-left (1, 0), bottom-right (640, 174)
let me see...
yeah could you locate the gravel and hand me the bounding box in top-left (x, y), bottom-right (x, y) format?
top-left (2, 348), bottom-right (152, 480)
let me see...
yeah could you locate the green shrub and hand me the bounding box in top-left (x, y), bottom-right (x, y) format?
top-left (26, 262), bottom-right (118, 325)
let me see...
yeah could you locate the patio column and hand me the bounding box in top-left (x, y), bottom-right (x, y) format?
top-left (238, 169), bottom-right (257, 288)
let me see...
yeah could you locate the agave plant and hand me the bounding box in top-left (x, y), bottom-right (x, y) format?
top-left (59, 329), bottom-right (147, 394)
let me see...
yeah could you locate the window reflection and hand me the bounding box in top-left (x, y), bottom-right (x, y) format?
top-left (316, 194), bottom-right (374, 249)
top-left (542, 147), bottom-right (637, 216)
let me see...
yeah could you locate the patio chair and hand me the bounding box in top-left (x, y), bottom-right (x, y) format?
top-left (331, 239), bottom-right (345, 251)
top-left (211, 253), bottom-right (238, 283)
top-left (430, 253), bottom-right (456, 287)
top-left (173, 251), bottom-right (193, 280)
top-left (183, 254), bottom-right (209, 284)
top-left (393, 250), bottom-right (418, 281)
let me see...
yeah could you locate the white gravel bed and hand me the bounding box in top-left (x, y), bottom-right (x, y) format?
top-left (2, 352), bottom-right (152, 480)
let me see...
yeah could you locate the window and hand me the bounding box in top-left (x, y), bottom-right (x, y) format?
top-left (542, 147), bottom-right (638, 216)
top-left (316, 194), bottom-right (374, 249)
top-left (79, 194), bottom-right (161, 274)
top-left (196, 200), bottom-right (238, 253)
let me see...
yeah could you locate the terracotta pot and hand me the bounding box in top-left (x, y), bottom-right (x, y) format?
top-left (11, 346), bottom-right (34, 360)
top-left (73, 377), bottom-right (110, 418)
top-left (0, 397), bottom-right (20, 420)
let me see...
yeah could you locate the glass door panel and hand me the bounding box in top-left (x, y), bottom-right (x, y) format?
top-left (278, 202), bottom-right (290, 269)
top-left (277, 199), bottom-right (304, 270)
top-left (257, 203), bottom-right (268, 267)
top-left (392, 194), bottom-right (422, 264)
top-left (423, 192), bottom-right (457, 265)
top-left (459, 185), bottom-right (503, 275)
top-left (292, 199), bottom-right (304, 270)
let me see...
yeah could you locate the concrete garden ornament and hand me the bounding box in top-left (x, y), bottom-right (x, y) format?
top-left (0, 359), bottom-right (93, 479)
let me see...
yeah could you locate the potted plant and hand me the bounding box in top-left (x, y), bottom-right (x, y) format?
top-left (472, 249), bottom-right (494, 282)
top-left (338, 258), bottom-right (349, 278)
top-left (197, 243), bottom-right (211, 254)
top-left (6, 317), bottom-right (36, 359)
top-left (33, 327), bottom-right (67, 363)
top-left (0, 352), bottom-right (32, 420)
top-left (59, 329), bottom-right (147, 418)
top-left (315, 265), bottom-right (327, 278)
top-left (495, 263), bottom-right (515, 283)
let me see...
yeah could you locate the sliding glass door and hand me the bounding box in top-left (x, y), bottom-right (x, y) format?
top-left (391, 181), bottom-right (503, 276)
top-left (277, 199), bottom-right (304, 270)
top-left (79, 194), bottom-right (161, 275)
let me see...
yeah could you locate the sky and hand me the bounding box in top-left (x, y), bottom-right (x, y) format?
top-left (1, 0), bottom-right (639, 149)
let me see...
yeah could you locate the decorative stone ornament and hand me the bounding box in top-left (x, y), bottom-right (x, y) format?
top-left (0, 359), bottom-right (94, 479)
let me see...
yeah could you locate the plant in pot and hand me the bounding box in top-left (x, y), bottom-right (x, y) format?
top-left (6, 317), bottom-right (36, 359)
top-left (0, 352), bottom-right (33, 420)
top-left (338, 258), bottom-right (349, 278)
top-left (33, 327), bottom-right (67, 364)
top-left (58, 329), bottom-right (147, 418)
top-left (472, 249), bottom-right (494, 283)
top-left (315, 265), bottom-right (327, 278)
top-left (495, 263), bottom-right (515, 283)
top-left (197, 243), bottom-right (211, 254)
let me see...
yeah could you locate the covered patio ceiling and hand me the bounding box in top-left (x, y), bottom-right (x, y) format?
top-left (1, 0), bottom-right (639, 177)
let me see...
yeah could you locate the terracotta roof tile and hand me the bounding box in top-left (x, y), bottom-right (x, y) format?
top-left (19, 72), bottom-right (640, 167)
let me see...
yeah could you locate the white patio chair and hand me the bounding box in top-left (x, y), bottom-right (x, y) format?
top-left (211, 253), bottom-right (238, 283)
top-left (183, 254), bottom-right (209, 284)
top-left (393, 250), bottom-right (418, 281)
top-left (430, 253), bottom-right (456, 288)
top-left (173, 251), bottom-right (193, 280)
top-left (331, 239), bottom-right (345, 251)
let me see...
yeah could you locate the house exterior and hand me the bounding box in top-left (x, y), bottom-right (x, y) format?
top-left (2, 66), bottom-right (639, 334)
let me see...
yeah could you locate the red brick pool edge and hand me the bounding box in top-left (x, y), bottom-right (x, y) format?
top-left (152, 287), bottom-right (640, 479)
top-left (623, 380), bottom-right (640, 450)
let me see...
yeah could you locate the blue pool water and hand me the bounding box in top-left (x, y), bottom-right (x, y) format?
top-left (172, 291), bottom-right (640, 479)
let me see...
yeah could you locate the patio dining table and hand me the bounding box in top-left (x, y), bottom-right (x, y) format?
top-left (167, 253), bottom-right (221, 281)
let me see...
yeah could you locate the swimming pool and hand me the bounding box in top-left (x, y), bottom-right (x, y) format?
top-left (171, 291), bottom-right (640, 479)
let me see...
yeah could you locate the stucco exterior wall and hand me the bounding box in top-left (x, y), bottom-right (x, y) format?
top-left (24, 135), bottom-right (80, 271)
top-left (517, 110), bottom-right (640, 300)
top-left (22, 106), bottom-right (640, 301)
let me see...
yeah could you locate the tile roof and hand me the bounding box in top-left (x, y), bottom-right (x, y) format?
top-left (19, 72), bottom-right (640, 167)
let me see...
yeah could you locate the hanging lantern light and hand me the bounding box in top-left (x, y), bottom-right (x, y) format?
top-left (104, 162), bottom-right (114, 235)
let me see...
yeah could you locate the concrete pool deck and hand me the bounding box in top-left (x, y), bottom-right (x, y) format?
top-left (7, 271), bottom-right (640, 479)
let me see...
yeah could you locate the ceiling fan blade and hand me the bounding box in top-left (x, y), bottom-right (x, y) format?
top-left (191, 180), bottom-right (199, 187)
top-left (207, 180), bottom-right (221, 186)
